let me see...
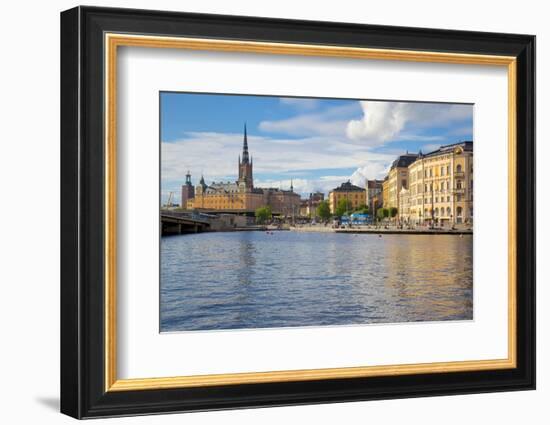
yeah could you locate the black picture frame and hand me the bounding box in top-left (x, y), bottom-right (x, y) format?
top-left (61, 5), bottom-right (535, 419)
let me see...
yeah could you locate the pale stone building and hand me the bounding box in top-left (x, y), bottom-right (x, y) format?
top-left (406, 141), bottom-right (473, 226)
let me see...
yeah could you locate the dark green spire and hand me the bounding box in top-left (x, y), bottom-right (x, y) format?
top-left (242, 123), bottom-right (249, 164)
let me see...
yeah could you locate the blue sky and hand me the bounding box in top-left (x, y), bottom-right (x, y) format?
top-left (161, 92), bottom-right (473, 203)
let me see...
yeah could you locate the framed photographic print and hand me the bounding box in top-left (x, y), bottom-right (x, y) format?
top-left (60, 6), bottom-right (536, 419)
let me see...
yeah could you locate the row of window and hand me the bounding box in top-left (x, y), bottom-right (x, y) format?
top-left (411, 163), bottom-right (472, 181)
top-left (409, 206), bottom-right (473, 217)
top-left (409, 178), bottom-right (474, 195)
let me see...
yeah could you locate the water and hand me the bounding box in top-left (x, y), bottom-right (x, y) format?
top-left (160, 231), bottom-right (473, 332)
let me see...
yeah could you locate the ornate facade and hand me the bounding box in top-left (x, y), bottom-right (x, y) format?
top-left (380, 141), bottom-right (473, 225)
top-left (406, 141), bottom-right (473, 225)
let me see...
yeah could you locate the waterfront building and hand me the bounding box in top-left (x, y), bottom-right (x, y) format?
top-left (382, 176), bottom-right (390, 209)
top-left (398, 187), bottom-right (411, 222)
top-left (180, 171), bottom-right (195, 210)
top-left (405, 141), bottom-right (473, 225)
top-left (300, 192), bottom-right (325, 218)
top-left (328, 181), bottom-right (366, 214)
top-left (299, 199), bottom-right (309, 217)
top-left (366, 179), bottom-right (384, 215)
top-left (385, 153), bottom-right (418, 209)
top-left (183, 124), bottom-right (300, 216)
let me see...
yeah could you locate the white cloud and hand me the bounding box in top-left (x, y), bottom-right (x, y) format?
top-left (346, 101), bottom-right (472, 146)
top-left (349, 161), bottom-right (390, 187)
top-left (259, 102), bottom-right (360, 137)
top-left (254, 176), bottom-right (351, 197)
top-left (162, 131), bottom-right (378, 183)
top-left (161, 130), bottom-right (395, 201)
top-left (347, 102), bottom-right (408, 145)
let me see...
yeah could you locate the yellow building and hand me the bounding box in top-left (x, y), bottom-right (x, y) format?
top-left (190, 179), bottom-right (266, 211)
top-left (406, 141), bottom-right (473, 225)
top-left (328, 181), bottom-right (366, 214)
top-left (382, 177), bottom-right (389, 209)
top-left (385, 153), bottom-right (418, 209)
top-left (366, 179), bottom-right (384, 213)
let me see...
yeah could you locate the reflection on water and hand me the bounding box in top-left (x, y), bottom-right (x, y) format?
top-left (160, 231), bottom-right (473, 332)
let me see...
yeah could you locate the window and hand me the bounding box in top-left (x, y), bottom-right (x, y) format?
top-left (441, 166), bottom-right (444, 176)
top-left (457, 180), bottom-right (462, 189)
top-left (447, 165), bottom-right (450, 175)
top-left (440, 182), bottom-right (444, 191)
top-left (447, 196), bottom-right (450, 202)
top-left (446, 207), bottom-right (451, 216)
top-left (456, 164), bottom-right (463, 173)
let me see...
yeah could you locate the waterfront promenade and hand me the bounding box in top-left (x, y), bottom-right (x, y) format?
top-left (291, 224), bottom-right (472, 235)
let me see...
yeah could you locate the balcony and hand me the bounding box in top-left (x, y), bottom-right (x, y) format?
top-left (454, 171), bottom-right (465, 178)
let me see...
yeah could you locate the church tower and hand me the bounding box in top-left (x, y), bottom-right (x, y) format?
top-left (238, 123), bottom-right (253, 191)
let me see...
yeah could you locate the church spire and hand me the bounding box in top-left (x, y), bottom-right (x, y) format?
top-left (241, 122), bottom-right (250, 164)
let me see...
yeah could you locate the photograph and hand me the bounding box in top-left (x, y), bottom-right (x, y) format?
top-left (160, 93), bottom-right (474, 332)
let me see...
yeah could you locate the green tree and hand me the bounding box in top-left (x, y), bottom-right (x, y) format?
top-left (316, 200), bottom-right (331, 221)
top-left (255, 206), bottom-right (272, 224)
top-left (354, 204), bottom-right (369, 215)
top-left (377, 207), bottom-right (389, 220)
top-left (335, 198), bottom-right (353, 217)
top-left (389, 207), bottom-right (398, 218)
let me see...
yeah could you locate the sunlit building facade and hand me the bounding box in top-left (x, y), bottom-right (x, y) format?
top-left (385, 153), bottom-right (418, 209)
top-left (405, 141), bottom-right (473, 225)
top-left (328, 181), bottom-right (366, 214)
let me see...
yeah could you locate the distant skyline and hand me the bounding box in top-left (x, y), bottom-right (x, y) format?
top-left (161, 92), bottom-right (473, 203)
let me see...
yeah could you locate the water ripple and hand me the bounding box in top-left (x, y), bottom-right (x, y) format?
top-left (160, 231), bottom-right (473, 332)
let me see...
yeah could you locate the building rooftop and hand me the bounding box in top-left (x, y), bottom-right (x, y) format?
top-left (390, 153), bottom-right (419, 170)
top-left (332, 180), bottom-right (365, 192)
top-left (366, 179), bottom-right (384, 189)
top-left (423, 140), bottom-right (473, 158)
